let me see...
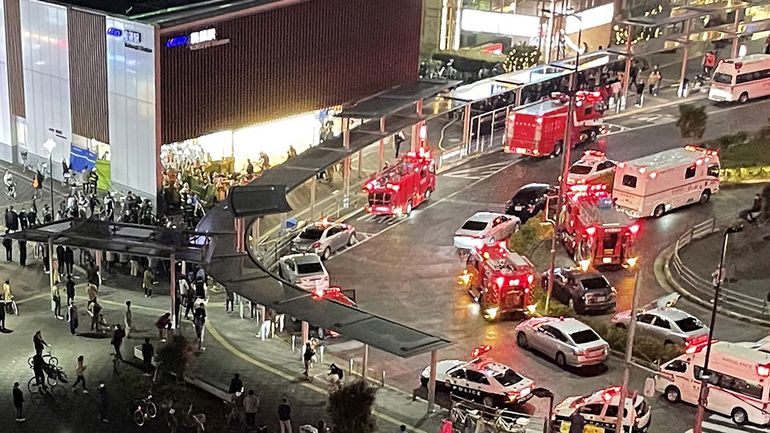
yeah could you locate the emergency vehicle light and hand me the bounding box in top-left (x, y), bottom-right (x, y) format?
top-left (695, 159), bottom-right (703, 166)
top-left (510, 279), bottom-right (520, 286)
top-left (684, 145), bottom-right (719, 156)
top-left (649, 172), bottom-right (657, 179)
top-left (586, 226), bottom-right (596, 236)
top-left (628, 224), bottom-right (640, 235)
top-left (527, 274), bottom-right (534, 285)
top-left (757, 364), bottom-right (770, 378)
top-left (496, 276), bottom-right (505, 288)
top-left (471, 345), bottom-right (492, 358)
top-left (585, 149), bottom-right (606, 158)
top-left (618, 162), bottom-right (625, 168)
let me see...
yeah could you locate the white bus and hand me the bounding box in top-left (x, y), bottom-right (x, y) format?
top-left (656, 341), bottom-right (770, 426)
top-left (709, 54), bottom-right (770, 103)
top-left (612, 146), bottom-right (720, 218)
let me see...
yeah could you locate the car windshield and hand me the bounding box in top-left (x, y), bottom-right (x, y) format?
top-left (462, 220), bottom-right (488, 231)
top-left (675, 317), bottom-right (703, 332)
top-left (296, 262), bottom-right (323, 274)
top-left (569, 165), bottom-right (593, 175)
top-left (571, 329), bottom-right (601, 344)
top-left (299, 227), bottom-right (324, 240)
top-left (493, 368), bottom-right (523, 387)
top-left (712, 72), bottom-right (732, 85)
top-left (581, 277), bottom-right (609, 291)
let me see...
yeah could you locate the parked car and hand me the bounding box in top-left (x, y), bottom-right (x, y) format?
top-left (504, 183), bottom-right (556, 223)
top-left (454, 212), bottom-right (520, 250)
top-left (515, 317), bottom-right (609, 368)
top-left (611, 293), bottom-right (708, 346)
top-left (290, 220), bottom-right (356, 260)
top-left (277, 253), bottom-right (330, 291)
top-left (540, 268), bottom-right (616, 314)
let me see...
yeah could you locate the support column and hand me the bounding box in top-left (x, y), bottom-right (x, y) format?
top-left (515, 87), bottom-right (522, 106)
top-left (310, 177), bottom-right (316, 220)
top-left (678, 19), bottom-right (692, 97)
top-left (181, 261), bottom-right (187, 277)
top-left (462, 104), bottom-right (472, 147)
top-left (411, 98), bottom-right (424, 151)
top-left (378, 117), bottom-right (386, 169)
top-left (621, 23), bottom-right (633, 110)
top-left (342, 117), bottom-right (351, 209)
top-left (301, 321), bottom-right (310, 347)
top-left (170, 252), bottom-right (177, 330)
top-left (731, 9), bottom-right (742, 58)
top-left (362, 343), bottom-right (369, 382)
top-left (48, 238), bottom-right (55, 313)
top-left (357, 150), bottom-right (362, 179)
top-left (234, 217), bottom-right (245, 253)
top-left (427, 349), bottom-right (437, 413)
top-left (95, 250), bottom-right (103, 270)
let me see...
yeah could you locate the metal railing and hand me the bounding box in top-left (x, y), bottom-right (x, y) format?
top-left (670, 217), bottom-right (769, 319)
top-left (450, 398), bottom-right (545, 433)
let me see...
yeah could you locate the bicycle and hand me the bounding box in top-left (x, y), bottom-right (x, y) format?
top-left (28, 348), bottom-right (58, 369)
top-left (223, 398), bottom-right (244, 427)
top-left (27, 365), bottom-right (66, 393)
top-left (132, 393), bottom-right (158, 427)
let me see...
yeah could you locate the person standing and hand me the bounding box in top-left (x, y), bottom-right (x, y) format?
top-left (32, 353), bottom-right (47, 392)
top-left (64, 247), bottom-right (74, 276)
top-left (111, 324), bottom-right (125, 361)
top-left (228, 373), bottom-right (243, 394)
top-left (141, 338), bottom-right (154, 376)
top-left (13, 382), bottom-right (25, 422)
top-left (56, 245), bottom-right (65, 274)
top-left (0, 297), bottom-right (6, 331)
top-left (193, 303), bottom-right (206, 350)
top-left (143, 267), bottom-right (155, 298)
top-left (52, 282), bottom-right (63, 320)
top-left (394, 131), bottom-right (406, 158)
top-left (647, 65), bottom-right (661, 96)
top-left (225, 287), bottom-right (235, 313)
top-left (33, 331), bottom-right (47, 355)
top-left (17, 240), bottom-right (26, 267)
top-left (278, 398), bottom-right (292, 433)
top-left (194, 276), bottom-right (206, 301)
top-left (65, 275), bottom-right (75, 305)
top-left (2, 232), bottom-right (12, 262)
top-left (156, 312), bottom-right (172, 342)
top-left (303, 342), bottom-right (316, 378)
top-left (97, 381), bottom-right (109, 423)
top-left (243, 390), bottom-right (260, 428)
top-left (87, 283), bottom-right (98, 312)
top-left (124, 301), bottom-right (133, 338)
top-left (184, 286), bottom-right (195, 319)
top-left (91, 302), bottom-right (103, 332)
top-left (68, 304), bottom-right (79, 335)
top-left (72, 355), bottom-right (87, 393)
top-left (41, 242), bottom-right (49, 274)
top-left (568, 411), bottom-right (586, 433)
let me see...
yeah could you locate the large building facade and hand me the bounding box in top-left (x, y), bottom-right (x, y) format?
top-left (0, 0), bottom-right (422, 201)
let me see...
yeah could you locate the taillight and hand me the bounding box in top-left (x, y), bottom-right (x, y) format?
top-left (311, 242), bottom-right (321, 249)
top-left (758, 364), bottom-right (770, 377)
top-left (506, 391), bottom-right (519, 401)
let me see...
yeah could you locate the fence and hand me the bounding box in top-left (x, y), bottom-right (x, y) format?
top-left (670, 218), bottom-right (768, 319)
top-left (437, 105), bottom-right (510, 170)
top-left (449, 398), bottom-right (545, 433)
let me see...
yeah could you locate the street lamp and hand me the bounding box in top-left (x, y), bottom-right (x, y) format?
top-left (693, 223), bottom-right (744, 433)
top-left (43, 138), bottom-right (56, 215)
top-left (616, 255), bottom-right (642, 433)
top-left (532, 387), bottom-right (554, 433)
top-left (543, 8), bottom-right (582, 314)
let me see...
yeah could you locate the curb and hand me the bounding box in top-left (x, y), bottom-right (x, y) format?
top-left (656, 243), bottom-right (770, 327)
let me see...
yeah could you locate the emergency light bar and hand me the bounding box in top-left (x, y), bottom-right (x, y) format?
top-left (684, 145), bottom-right (719, 156)
top-left (470, 345), bottom-right (492, 358)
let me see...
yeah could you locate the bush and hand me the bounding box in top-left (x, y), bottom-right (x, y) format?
top-left (529, 284), bottom-right (573, 318)
top-left (675, 104), bottom-right (707, 141)
top-left (508, 212), bottom-right (554, 255)
top-left (583, 318), bottom-right (683, 365)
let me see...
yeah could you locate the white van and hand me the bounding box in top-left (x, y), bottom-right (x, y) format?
top-left (656, 341), bottom-right (770, 426)
top-left (709, 54), bottom-right (770, 103)
top-left (612, 146), bottom-right (720, 218)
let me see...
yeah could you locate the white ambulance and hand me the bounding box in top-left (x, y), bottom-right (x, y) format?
top-left (709, 54), bottom-right (770, 103)
top-left (656, 340), bottom-right (770, 426)
top-left (612, 146), bottom-right (720, 218)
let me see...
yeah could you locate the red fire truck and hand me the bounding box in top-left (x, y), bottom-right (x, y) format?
top-left (363, 148), bottom-right (436, 217)
top-left (458, 241), bottom-right (536, 322)
top-left (555, 184), bottom-right (640, 269)
top-left (503, 91), bottom-right (607, 158)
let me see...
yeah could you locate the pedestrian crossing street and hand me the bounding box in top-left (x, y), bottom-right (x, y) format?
top-left (441, 161), bottom-right (514, 181)
top-left (684, 414), bottom-right (770, 433)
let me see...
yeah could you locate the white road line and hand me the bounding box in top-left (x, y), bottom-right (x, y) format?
top-left (706, 415), bottom-right (770, 433)
top-left (701, 420), bottom-right (770, 433)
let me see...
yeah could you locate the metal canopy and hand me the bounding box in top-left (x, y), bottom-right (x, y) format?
top-left (7, 219), bottom-right (212, 263)
top-left (338, 80), bottom-right (460, 119)
top-left (621, 8), bottom-right (705, 27)
top-left (196, 200), bottom-right (451, 358)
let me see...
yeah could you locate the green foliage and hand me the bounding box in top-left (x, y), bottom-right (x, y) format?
top-left (583, 318), bottom-right (683, 365)
top-left (507, 212), bottom-right (554, 255)
top-left (675, 104), bottom-right (708, 141)
top-left (502, 43), bottom-right (541, 73)
top-left (157, 335), bottom-right (195, 381)
top-left (530, 284), bottom-right (573, 318)
top-left (328, 380), bottom-right (378, 433)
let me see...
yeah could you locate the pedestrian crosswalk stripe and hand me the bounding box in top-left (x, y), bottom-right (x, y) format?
top-left (685, 414), bottom-right (770, 433)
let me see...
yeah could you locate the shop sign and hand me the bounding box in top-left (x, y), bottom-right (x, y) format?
top-left (106, 27), bottom-right (142, 44)
top-left (166, 27), bottom-right (229, 50)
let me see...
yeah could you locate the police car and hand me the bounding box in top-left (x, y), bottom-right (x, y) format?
top-left (552, 386), bottom-right (652, 433)
top-left (419, 354), bottom-right (534, 408)
top-left (567, 150), bottom-right (617, 186)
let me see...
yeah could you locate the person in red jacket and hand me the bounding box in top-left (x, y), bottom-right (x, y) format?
top-left (703, 51), bottom-right (717, 76)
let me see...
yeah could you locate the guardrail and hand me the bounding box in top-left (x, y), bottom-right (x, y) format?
top-left (669, 217), bottom-right (769, 319)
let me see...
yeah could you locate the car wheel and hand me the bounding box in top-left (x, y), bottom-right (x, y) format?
top-left (732, 407), bottom-right (748, 425)
top-left (322, 247), bottom-right (331, 261)
top-left (587, 128), bottom-right (598, 143)
top-left (420, 377), bottom-right (428, 387)
top-left (699, 190), bottom-right (711, 205)
top-left (653, 204), bottom-right (666, 218)
top-left (406, 201), bottom-right (413, 216)
top-left (347, 233), bottom-right (356, 246)
top-left (555, 352), bottom-right (567, 369)
top-left (738, 92), bottom-right (749, 104)
top-left (551, 142), bottom-right (563, 158)
top-left (516, 332), bottom-right (528, 348)
top-left (425, 189), bottom-right (432, 200)
top-left (665, 386), bottom-right (681, 403)
top-left (482, 396), bottom-right (495, 407)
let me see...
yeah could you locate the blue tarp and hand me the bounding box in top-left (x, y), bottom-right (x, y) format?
top-left (69, 146), bottom-right (96, 172)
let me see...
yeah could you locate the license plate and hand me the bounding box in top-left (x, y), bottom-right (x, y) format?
top-left (602, 257), bottom-right (612, 264)
top-left (514, 205), bottom-right (523, 211)
top-left (516, 147), bottom-right (527, 154)
top-left (595, 296), bottom-right (606, 302)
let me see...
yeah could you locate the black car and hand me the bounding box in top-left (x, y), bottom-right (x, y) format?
top-left (540, 268), bottom-right (616, 314)
top-left (505, 183), bottom-right (556, 223)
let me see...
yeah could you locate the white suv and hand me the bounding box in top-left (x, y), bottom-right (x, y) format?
top-left (277, 253), bottom-right (330, 291)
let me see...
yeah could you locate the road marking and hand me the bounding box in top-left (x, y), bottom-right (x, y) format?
top-left (442, 161), bottom-right (512, 180)
top-left (206, 321), bottom-right (430, 433)
top-left (16, 291), bottom-right (51, 304)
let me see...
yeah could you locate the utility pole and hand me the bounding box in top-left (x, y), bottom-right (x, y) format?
top-left (616, 257), bottom-right (641, 433)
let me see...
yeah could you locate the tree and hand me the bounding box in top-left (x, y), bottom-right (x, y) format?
top-left (156, 335), bottom-right (195, 382)
top-left (502, 43), bottom-right (541, 73)
top-left (327, 380), bottom-right (377, 433)
top-left (675, 103), bottom-right (708, 142)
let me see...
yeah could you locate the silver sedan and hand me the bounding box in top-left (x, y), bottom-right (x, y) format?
top-left (290, 221), bottom-right (356, 260)
top-left (515, 317), bottom-right (609, 369)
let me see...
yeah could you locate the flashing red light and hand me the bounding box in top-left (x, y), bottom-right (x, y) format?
top-left (365, 182), bottom-right (374, 191)
top-left (496, 276), bottom-right (505, 288)
top-left (586, 226), bottom-right (596, 236)
top-left (585, 149), bottom-right (606, 158)
top-left (510, 279), bottom-right (520, 286)
top-left (628, 224), bottom-right (640, 235)
top-left (527, 274), bottom-right (534, 285)
top-left (470, 345), bottom-right (492, 358)
top-left (695, 159), bottom-right (703, 166)
top-left (685, 338), bottom-right (716, 354)
top-left (649, 172), bottom-right (657, 179)
top-left (639, 167), bottom-right (646, 174)
top-left (312, 287), bottom-right (325, 300)
top-left (757, 364), bottom-right (770, 378)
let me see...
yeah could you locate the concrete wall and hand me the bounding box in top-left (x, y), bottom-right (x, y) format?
top-left (0, 0), bottom-right (13, 162)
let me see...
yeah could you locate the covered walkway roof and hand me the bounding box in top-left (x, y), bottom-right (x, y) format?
top-left (7, 219), bottom-right (213, 263)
